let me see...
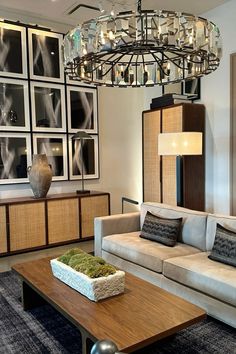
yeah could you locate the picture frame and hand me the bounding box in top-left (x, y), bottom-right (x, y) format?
top-left (68, 134), bottom-right (99, 180)
top-left (0, 22), bottom-right (27, 79)
top-left (0, 77), bottom-right (30, 131)
top-left (28, 28), bottom-right (64, 83)
top-left (33, 133), bottom-right (68, 181)
top-left (162, 82), bottom-right (182, 95)
top-left (0, 132), bottom-right (31, 184)
top-left (66, 75), bottom-right (96, 88)
top-left (182, 78), bottom-right (201, 100)
top-left (30, 81), bottom-right (66, 132)
top-left (67, 85), bottom-right (98, 133)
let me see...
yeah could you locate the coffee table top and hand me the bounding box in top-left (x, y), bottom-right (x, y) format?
top-left (12, 257), bottom-right (206, 353)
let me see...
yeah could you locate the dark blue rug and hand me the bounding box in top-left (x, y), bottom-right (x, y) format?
top-left (0, 271), bottom-right (235, 354)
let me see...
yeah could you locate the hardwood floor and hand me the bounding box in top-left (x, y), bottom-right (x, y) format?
top-left (0, 240), bottom-right (94, 272)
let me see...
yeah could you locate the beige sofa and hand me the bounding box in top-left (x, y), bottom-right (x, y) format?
top-left (95, 202), bottom-right (236, 328)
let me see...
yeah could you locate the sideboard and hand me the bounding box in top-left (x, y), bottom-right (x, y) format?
top-left (0, 191), bottom-right (110, 257)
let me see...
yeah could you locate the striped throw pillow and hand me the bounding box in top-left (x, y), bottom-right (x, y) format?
top-left (208, 223), bottom-right (236, 267)
top-left (140, 211), bottom-right (182, 247)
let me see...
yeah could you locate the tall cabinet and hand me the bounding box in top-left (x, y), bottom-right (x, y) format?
top-left (142, 103), bottom-right (205, 211)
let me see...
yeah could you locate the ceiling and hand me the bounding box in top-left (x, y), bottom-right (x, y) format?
top-left (0, 0), bottom-right (230, 32)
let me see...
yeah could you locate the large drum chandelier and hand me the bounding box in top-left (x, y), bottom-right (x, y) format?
top-left (63, 0), bottom-right (222, 87)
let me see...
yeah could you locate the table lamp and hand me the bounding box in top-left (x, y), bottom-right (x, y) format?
top-left (71, 131), bottom-right (92, 194)
top-left (158, 132), bottom-right (202, 206)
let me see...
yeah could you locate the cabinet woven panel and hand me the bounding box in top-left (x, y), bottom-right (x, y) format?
top-left (9, 202), bottom-right (46, 251)
top-left (48, 199), bottom-right (79, 243)
top-left (81, 195), bottom-right (109, 237)
top-left (0, 206), bottom-right (7, 253)
top-left (162, 106), bottom-right (182, 205)
top-left (143, 111), bottom-right (161, 202)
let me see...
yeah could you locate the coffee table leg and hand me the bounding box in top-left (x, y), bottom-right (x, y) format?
top-left (21, 280), bottom-right (47, 310)
top-left (80, 329), bottom-right (95, 354)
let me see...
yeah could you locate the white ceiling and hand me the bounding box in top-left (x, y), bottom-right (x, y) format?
top-left (0, 0), bottom-right (230, 32)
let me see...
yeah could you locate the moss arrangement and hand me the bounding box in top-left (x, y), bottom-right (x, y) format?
top-left (57, 248), bottom-right (116, 279)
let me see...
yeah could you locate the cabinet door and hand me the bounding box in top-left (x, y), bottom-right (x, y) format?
top-left (0, 206), bottom-right (7, 254)
top-left (143, 110), bottom-right (161, 202)
top-left (162, 106), bottom-right (183, 205)
top-left (9, 202), bottom-right (46, 251)
top-left (47, 198), bottom-right (79, 244)
top-left (80, 195), bottom-right (109, 238)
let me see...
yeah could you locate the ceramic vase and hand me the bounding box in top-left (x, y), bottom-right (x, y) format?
top-left (28, 154), bottom-right (52, 198)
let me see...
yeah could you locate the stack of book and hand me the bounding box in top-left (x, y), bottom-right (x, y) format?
top-left (150, 93), bottom-right (192, 109)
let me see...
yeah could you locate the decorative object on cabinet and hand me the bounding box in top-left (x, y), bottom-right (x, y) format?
top-left (158, 132), bottom-right (202, 206)
top-left (142, 103), bottom-right (205, 211)
top-left (63, 0), bottom-right (222, 86)
top-left (0, 22), bottom-right (27, 78)
top-left (0, 192), bottom-right (110, 257)
top-left (183, 78), bottom-right (201, 101)
top-left (162, 78), bottom-right (201, 101)
top-left (27, 154), bottom-right (52, 198)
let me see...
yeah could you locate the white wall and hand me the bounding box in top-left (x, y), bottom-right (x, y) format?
top-left (97, 86), bottom-right (160, 213)
top-left (201, 0), bottom-right (236, 214)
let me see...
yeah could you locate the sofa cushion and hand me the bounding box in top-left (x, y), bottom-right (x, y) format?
top-left (140, 211), bottom-right (182, 247)
top-left (102, 232), bottom-right (201, 273)
top-left (163, 252), bottom-right (236, 307)
top-left (141, 202), bottom-right (207, 251)
top-left (208, 224), bottom-right (236, 267)
top-left (206, 213), bottom-right (236, 251)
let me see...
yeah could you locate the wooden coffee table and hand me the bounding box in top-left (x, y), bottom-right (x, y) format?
top-left (12, 257), bottom-right (206, 354)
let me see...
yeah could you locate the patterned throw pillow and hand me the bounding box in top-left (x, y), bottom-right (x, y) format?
top-left (208, 223), bottom-right (236, 267)
top-left (140, 211), bottom-right (182, 247)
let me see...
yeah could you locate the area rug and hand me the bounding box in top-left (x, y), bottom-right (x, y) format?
top-left (0, 271), bottom-right (236, 354)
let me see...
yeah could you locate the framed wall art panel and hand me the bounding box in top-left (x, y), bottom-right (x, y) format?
top-left (67, 85), bottom-right (98, 133)
top-left (0, 78), bottom-right (30, 131)
top-left (66, 75), bottom-right (96, 88)
top-left (33, 133), bottom-right (68, 181)
top-left (30, 81), bottom-right (66, 132)
top-left (183, 78), bottom-right (201, 100)
top-left (28, 28), bottom-right (64, 83)
top-left (0, 22), bottom-right (27, 79)
top-left (0, 133), bottom-right (31, 184)
top-left (68, 134), bottom-right (99, 180)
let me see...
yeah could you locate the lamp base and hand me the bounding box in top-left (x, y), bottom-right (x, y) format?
top-left (76, 190), bottom-right (90, 194)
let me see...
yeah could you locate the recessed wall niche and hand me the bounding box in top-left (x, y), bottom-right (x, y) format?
top-left (0, 20), bottom-right (99, 185)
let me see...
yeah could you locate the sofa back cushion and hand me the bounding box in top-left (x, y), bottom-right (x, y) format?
top-left (141, 202), bottom-right (208, 251)
top-left (206, 213), bottom-right (236, 251)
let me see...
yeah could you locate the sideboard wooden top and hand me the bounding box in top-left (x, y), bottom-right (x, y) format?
top-left (0, 191), bottom-right (109, 206)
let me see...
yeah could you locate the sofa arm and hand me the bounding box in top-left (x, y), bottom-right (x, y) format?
top-left (94, 212), bottom-right (140, 256)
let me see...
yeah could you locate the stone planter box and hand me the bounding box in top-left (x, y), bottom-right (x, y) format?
top-left (50, 258), bottom-right (125, 302)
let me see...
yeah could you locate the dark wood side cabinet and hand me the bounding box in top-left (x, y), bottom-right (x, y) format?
top-left (0, 191), bottom-right (110, 257)
top-left (143, 103), bottom-right (205, 211)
